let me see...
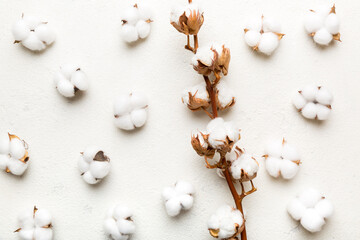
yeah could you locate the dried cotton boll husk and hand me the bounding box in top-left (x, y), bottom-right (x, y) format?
top-left (215, 81), bottom-right (235, 110)
top-left (0, 133), bottom-right (29, 176)
top-left (304, 4), bottom-right (341, 45)
top-left (263, 138), bottom-right (300, 180)
top-left (191, 130), bottom-right (215, 158)
top-left (170, 0), bottom-right (204, 35)
top-left (244, 15), bottom-right (284, 55)
top-left (207, 205), bottom-right (244, 239)
top-left (78, 146), bottom-right (111, 184)
top-left (12, 15), bottom-right (55, 51)
top-left (121, 3), bottom-right (153, 43)
top-left (287, 188), bottom-right (333, 233)
top-left (293, 85), bottom-right (333, 120)
top-left (104, 204), bottom-right (135, 240)
top-left (54, 64), bottom-right (88, 98)
top-left (162, 181), bottom-right (195, 217)
top-left (114, 91), bottom-right (148, 130)
top-left (15, 206), bottom-right (53, 240)
top-left (182, 82), bottom-right (210, 111)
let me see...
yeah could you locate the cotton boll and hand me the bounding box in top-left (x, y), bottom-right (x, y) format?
top-left (114, 95), bottom-right (132, 116)
top-left (0, 155), bottom-right (10, 170)
top-left (117, 219), bottom-right (135, 234)
top-left (280, 160), bottom-right (299, 179)
top-left (23, 16), bottom-right (42, 30)
top-left (138, 3), bottom-right (153, 20)
top-left (165, 198), bottom-right (181, 216)
top-left (130, 92), bottom-right (148, 109)
top-left (122, 6), bottom-right (140, 25)
top-left (216, 81), bottom-right (235, 109)
top-left (12, 21), bottom-right (30, 41)
top-left (61, 64), bottom-right (79, 79)
top-left (178, 195), bottom-right (193, 210)
top-left (258, 32), bottom-right (279, 55)
top-left (34, 227), bottom-right (53, 240)
top-left (78, 157), bottom-right (90, 174)
top-left (136, 20), bottom-right (151, 39)
top-left (265, 157), bottom-right (281, 178)
top-left (313, 28), bottom-right (333, 45)
top-left (192, 45), bottom-right (215, 66)
top-left (293, 92), bottom-right (307, 110)
top-left (301, 85), bottom-right (318, 101)
top-left (300, 208), bottom-right (325, 232)
top-left (262, 16), bottom-right (281, 33)
top-left (104, 218), bottom-right (120, 237)
top-left (304, 12), bottom-right (323, 33)
top-left (9, 138), bottom-right (26, 159)
top-left (325, 13), bottom-right (340, 34)
top-left (301, 102), bottom-right (317, 119)
top-left (162, 187), bottom-right (176, 200)
top-left (315, 87), bottom-right (333, 105)
top-left (7, 158), bottom-right (27, 175)
top-left (35, 24), bottom-right (56, 44)
top-left (316, 104), bottom-right (331, 120)
top-left (71, 71), bottom-right (88, 91)
top-left (316, 5), bottom-right (332, 19)
top-left (104, 205), bottom-right (134, 240)
top-left (21, 32), bottom-right (46, 51)
top-left (163, 181), bottom-right (194, 216)
top-left (113, 205), bottom-right (132, 220)
top-left (18, 209), bottom-right (35, 228)
top-left (282, 143), bottom-right (300, 161)
top-left (82, 146), bottom-right (101, 162)
top-left (299, 188), bottom-right (322, 208)
top-left (175, 180), bottom-right (194, 195)
top-left (264, 139), bottom-right (282, 158)
top-left (244, 30), bottom-right (261, 47)
top-left (315, 199), bottom-right (333, 218)
top-left (287, 198), bottom-right (306, 221)
top-left (121, 24), bottom-right (139, 43)
top-left (130, 109), bottom-right (147, 128)
top-left (245, 17), bottom-right (262, 32)
top-left (90, 161), bottom-right (110, 179)
top-left (82, 171), bottom-right (98, 184)
top-left (57, 79), bottom-right (75, 98)
top-left (114, 115), bottom-right (135, 130)
top-left (18, 229), bottom-right (34, 240)
top-left (0, 133), bottom-right (10, 153)
top-left (34, 209), bottom-right (52, 227)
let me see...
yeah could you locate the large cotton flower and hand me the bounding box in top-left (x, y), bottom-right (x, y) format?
top-left (287, 188), bottom-right (333, 233)
top-left (0, 133), bottom-right (29, 176)
top-left (162, 181), bottom-right (195, 217)
top-left (12, 15), bottom-right (55, 51)
top-left (104, 204), bottom-right (135, 240)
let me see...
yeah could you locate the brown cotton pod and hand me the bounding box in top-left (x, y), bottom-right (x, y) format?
top-left (171, 9), bottom-right (204, 35)
top-left (183, 91), bottom-right (210, 111)
top-left (191, 133), bottom-right (215, 158)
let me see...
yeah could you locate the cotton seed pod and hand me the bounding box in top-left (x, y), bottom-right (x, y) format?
top-left (304, 4), bottom-right (341, 45)
top-left (287, 188), bottom-right (333, 233)
top-left (191, 130), bottom-right (215, 158)
top-left (162, 180), bottom-right (195, 217)
top-left (263, 138), bottom-right (301, 180)
top-left (114, 91), bottom-right (148, 130)
top-left (15, 206), bottom-right (53, 240)
top-left (182, 82), bottom-right (210, 111)
top-left (215, 81), bottom-right (235, 110)
top-left (121, 3), bottom-right (153, 43)
top-left (293, 85), bottom-right (333, 120)
top-left (12, 15), bottom-right (55, 51)
top-left (207, 205), bottom-right (244, 239)
top-left (244, 15), bottom-right (284, 55)
top-left (54, 64), bottom-right (88, 98)
top-left (104, 204), bottom-right (135, 240)
top-left (192, 43), bottom-right (231, 81)
top-left (0, 133), bottom-right (29, 176)
top-left (78, 146), bottom-right (110, 184)
top-left (170, 0), bottom-right (204, 35)
top-left (226, 141), bottom-right (259, 182)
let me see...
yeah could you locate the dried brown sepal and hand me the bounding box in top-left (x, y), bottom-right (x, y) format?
top-left (191, 133), bottom-right (215, 158)
top-left (183, 91), bottom-right (210, 111)
top-left (171, 10), bottom-right (204, 35)
top-left (215, 89), bottom-right (235, 111)
top-left (93, 151), bottom-right (110, 162)
top-left (330, 4), bottom-right (336, 14)
top-left (333, 33), bottom-right (341, 42)
top-left (209, 228), bottom-right (220, 238)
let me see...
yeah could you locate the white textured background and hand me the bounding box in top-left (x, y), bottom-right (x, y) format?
top-left (0, 0), bottom-right (359, 239)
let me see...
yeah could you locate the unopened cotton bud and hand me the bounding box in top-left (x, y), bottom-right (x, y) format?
top-left (78, 147), bottom-right (110, 184)
top-left (162, 181), bottom-right (194, 217)
top-left (12, 15), bottom-right (55, 51)
top-left (54, 64), bottom-right (88, 98)
top-left (104, 204), bottom-right (135, 240)
top-left (114, 91), bottom-right (148, 130)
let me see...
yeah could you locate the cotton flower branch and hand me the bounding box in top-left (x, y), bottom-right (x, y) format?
top-left (172, 3), bottom-right (257, 239)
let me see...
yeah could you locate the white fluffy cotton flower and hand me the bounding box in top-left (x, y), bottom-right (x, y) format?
top-left (304, 4), bottom-right (341, 45)
top-left (287, 188), bottom-right (333, 233)
top-left (264, 138), bottom-right (301, 180)
top-left (215, 81), bottom-right (235, 110)
top-left (206, 118), bottom-right (240, 150)
top-left (182, 82), bottom-right (210, 111)
top-left (54, 64), bottom-right (88, 98)
top-left (104, 204), bottom-right (135, 240)
top-left (244, 16), bottom-right (284, 55)
top-left (293, 85), bottom-right (333, 120)
top-left (226, 141), bottom-right (259, 182)
top-left (0, 133), bottom-right (29, 176)
top-left (114, 91), bottom-right (148, 130)
top-left (120, 3), bottom-right (153, 43)
top-left (207, 205), bottom-right (244, 239)
top-left (78, 146), bottom-right (110, 185)
top-left (12, 15), bottom-right (55, 51)
top-left (162, 181), bottom-right (194, 217)
top-left (15, 206), bottom-right (53, 240)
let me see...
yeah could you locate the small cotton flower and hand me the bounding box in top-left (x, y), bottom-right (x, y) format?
top-left (170, 0), bottom-right (204, 35)
top-left (162, 181), bottom-right (194, 217)
top-left (104, 204), bottom-right (135, 240)
top-left (215, 81), bottom-right (235, 110)
top-left (54, 64), bottom-right (88, 98)
top-left (293, 85), bottom-right (333, 120)
top-left (287, 188), bottom-right (333, 233)
top-left (244, 16), bottom-right (284, 55)
top-left (304, 4), bottom-right (341, 45)
top-left (206, 118), bottom-right (240, 151)
top-left (192, 43), bottom-right (231, 81)
top-left (226, 141), bottom-right (259, 182)
top-left (182, 82), bottom-right (210, 111)
top-left (0, 133), bottom-right (29, 176)
top-left (207, 205), bottom-right (244, 239)
top-left (114, 91), bottom-right (148, 130)
top-left (15, 206), bottom-right (53, 240)
top-left (263, 138), bottom-right (300, 180)
top-left (78, 146), bottom-right (110, 184)
top-left (121, 3), bottom-right (153, 43)
top-left (12, 15), bottom-right (55, 51)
